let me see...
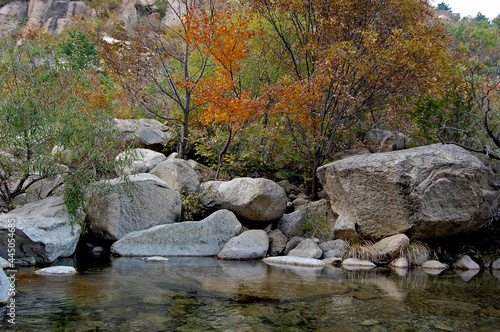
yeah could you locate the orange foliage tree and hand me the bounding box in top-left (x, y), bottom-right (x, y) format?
top-left (250, 0), bottom-right (451, 198)
top-left (189, 7), bottom-right (265, 178)
top-left (94, 0), bottom-right (221, 159)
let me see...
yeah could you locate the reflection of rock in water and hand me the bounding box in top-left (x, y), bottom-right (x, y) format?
top-left (455, 269), bottom-right (479, 282)
top-left (493, 270), bottom-right (500, 280)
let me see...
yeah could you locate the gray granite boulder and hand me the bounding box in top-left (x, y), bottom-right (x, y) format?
top-left (319, 239), bottom-right (349, 259)
top-left (218, 230), bottom-right (269, 260)
top-left (150, 158), bottom-right (200, 193)
top-left (0, 196), bottom-right (81, 264)
top-left (116, 148), bottom-right (167, 175)
top-left (201, 178), bottom-right (287, 223)
top-left (110, 210), bottom-right (242, 256)
top-left (372, 234), bottom-right (410, 263)
top-left (277, 210), bottom-right (304, 236)
top-left (318, 144), bottom-right (500, 239)
top-left (87, 174), bottom-right (182, 241)
top-left (453, 255), bottom-right (480, 270)
top-left (115, 118), bottom-right (173, 150)
top-left (287, 238), bottom-right (323, 259)
top-left (267, 229), bottom-right (288, 256)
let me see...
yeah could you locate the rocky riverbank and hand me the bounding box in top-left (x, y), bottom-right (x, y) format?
top-left (2, 121), bottom-right (500, 304)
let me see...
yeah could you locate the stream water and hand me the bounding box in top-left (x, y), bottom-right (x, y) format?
top-left (1, 256), bottom-right (500, 331)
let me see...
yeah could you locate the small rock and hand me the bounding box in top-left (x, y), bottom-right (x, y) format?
top-left (433, 322), bottom-right (454, 331)
top-left (35, 266), bottom-right (77, 275)
top-left (319, 239), bottom-right (349, 258)
top-left (263, 256), bottom-right (327, 268)
top-left (91, 247), bottom-right (104, 255)
top-left (361, 319), bottom-right (380, 326)
top-left (116, 148), bottom-right (167, 175)
top-left (453, 255), bottom-right (480, 270)
top-left (491, 258), bottom-right (500, 270)
top-left (277, 210), bottom-right (304, 236)
top-left (0, 257), bottom-right (10, 269)
top-left (284, 236), bottom-right (305, 255)
top-left (372, 234), bottom-right (409, 262)
top-left (143, 256), bottom-right (170, 262)
top-left (332, 215), bottom-right (357, 240)
top-left (323, 257), bottom-right (342, 266)
top-left (389, 257), bottom-right (409, 268)
top-left (421, 260), bottom-right (449, 270)
top-left (268, 229), bottom-right (287, 256)
top-left (0, 269), bottom-right (11, 304)
top-left (287, 238), bottom-right (323, 259)
top-left (342, 258), bottom-right (376, 268)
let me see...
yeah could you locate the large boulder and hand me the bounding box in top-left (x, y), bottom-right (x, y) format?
top-left (87, 174), bottom-right (182, 241)
top-left (217, 230), bottom-right (269, 260)
top-left (110, 209), bottom-right (242, 256)
top-left (0, 196), bottom-right (81, 264)
top-left (202, 178), bottom-right (287, 223)
top-left (150, 159), bottom-right (200, 193)
top-left (114, 118), bottom-right (173, 151)
top-left (116, 148), bottom-right (167, 175)
top-left (318, 144), bottom-right (500, 239)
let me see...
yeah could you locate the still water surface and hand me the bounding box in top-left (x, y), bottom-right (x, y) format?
top-left (2, 257), bottom-right (500, 331)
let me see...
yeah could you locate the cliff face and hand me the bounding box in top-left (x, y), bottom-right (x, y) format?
top-left (0, 0), bottom-right (186, 35)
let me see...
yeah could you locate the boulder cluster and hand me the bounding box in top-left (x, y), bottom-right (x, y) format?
top-left (2, 120), bottom-right (500, 303)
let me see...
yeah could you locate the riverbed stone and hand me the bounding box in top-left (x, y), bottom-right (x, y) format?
top-left (263, 256), bottom-right (327, 268)
top-left (267, 229), bottom-right (287, 256)
top-left (116, 148), bottom-right (167, 175)
top-left (453, 255), bottom-right (480, 270)
top-left (342, 258), bottom-right (376, 268)
top-left (284, 236), bottom-right (305, 255)
top-left (150, 158), bottom-right (200, 193)
top-left (277, 210), bottom-right (304, 236)
top-left (0, 257), bottom-right (9, 269)
top-left (421, 260), bottom-right (449, 270)
top-left (0, 196), bottom-right (81, 264)
top-left (35, 266), bottom-right (77, 275)
top-left (111, 210), bottom-right (242, 256)
top-left (87, 174), bottom-right (182, 241)
top-left (287, 238), bottom-right (323, 259)
top-left (492, 259), bottom-right (500, 270)
top-left (372, 234), bottom-right (410, 263)
top-left (389, 257), bottom-right (409, 268)
top-left (332, 215), bottom-right (358, 240)
top-left (201, 178), bottom-right (287, 223)
top-left (317, 143), bottom-right (500, 239)
top-left (319, 239), bottom-right (349, 258)
top-left (218, 230), bottom-right (269, 260)
top-left (0, 268), bottom-right (11, 304)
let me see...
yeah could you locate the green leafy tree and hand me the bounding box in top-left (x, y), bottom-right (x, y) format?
top-left (0, 33), bottom-right (128, 219)
top-left (436, 2), bottom-right (451, 11)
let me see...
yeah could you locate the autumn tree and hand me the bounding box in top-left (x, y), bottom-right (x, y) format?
top-left (250, 0), bottom-right (451, 198)
top-left (95, 0), bottom-right (228, 159)
top-left (187, 6), bottom-right (266, 178)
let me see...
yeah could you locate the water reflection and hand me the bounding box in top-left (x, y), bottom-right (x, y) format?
top-left (2, 257), bottom-right (499, 331)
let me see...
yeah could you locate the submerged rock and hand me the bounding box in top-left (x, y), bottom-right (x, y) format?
top-left (35, 266), bottom-right (77, 275)
top-left (342, 258), bottom-right (376, 268)
top-left (0, 196), bottom-right (80, 264)
top-left (218, 230), bottom-right (269, 260)
top-left (111, 210), bottom-right (242, 257)
top-left (318, 144), bottom-right (500, 240)
top-left (263, 256), bottom-right (327, 268)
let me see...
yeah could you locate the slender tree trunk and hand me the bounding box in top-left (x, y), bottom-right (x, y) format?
top-left (215, 126), bottom-right (233, 180)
